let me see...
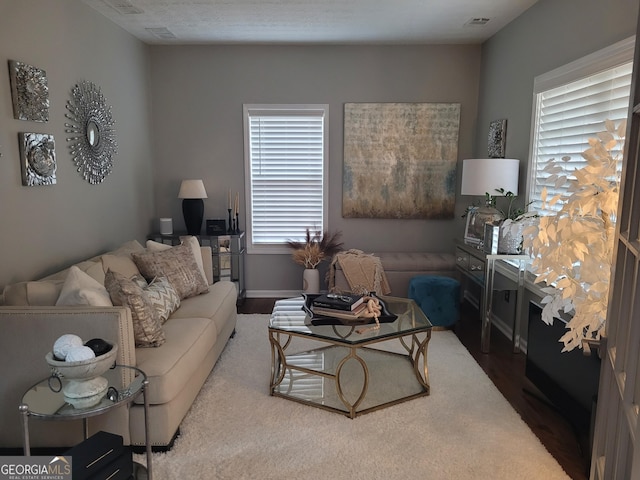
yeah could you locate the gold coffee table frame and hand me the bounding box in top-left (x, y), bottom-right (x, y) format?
top-left (268, 296), bottom-right (432, 418)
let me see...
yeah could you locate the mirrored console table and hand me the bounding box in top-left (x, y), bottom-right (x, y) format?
top-left (484, 254), bottom-right (531, 354)
top-left (455, 240), bottom-right (531, 354)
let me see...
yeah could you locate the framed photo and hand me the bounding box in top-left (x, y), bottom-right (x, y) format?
top-left (206, 219), bottom-right (227, 235)
top-left (464, 207), bottom-right (483, 245)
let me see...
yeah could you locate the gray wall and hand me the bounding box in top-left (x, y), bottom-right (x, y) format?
top-left (149, 45), bottom-right (482, 294)
top-left (0, 0), bottom-right (154, 288)
top-left (475, 0), bottom-right (639, 204)
top-left (1, 0), bottom-right (635, 296)
top-left (475, 0), bottom-right (638, 341)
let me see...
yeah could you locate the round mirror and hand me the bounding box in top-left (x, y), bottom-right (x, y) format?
top-left (86, 120), bottom-right (99, 147)
top-left (66, 80), bottom-right (117, 184)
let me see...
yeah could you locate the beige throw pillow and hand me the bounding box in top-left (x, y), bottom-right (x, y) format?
top-left (145, 276), bottom-right (180, 324)
top-left (56, 266), bottom-right (113, 307)
top-left (132, 243), bottom-right (209, 300)
top-left (104, 270), bottom-right (166, 347)
top-left (102, 254), bottom-right (141, 279)
top-left (146, 236), bottom-right (208, 287)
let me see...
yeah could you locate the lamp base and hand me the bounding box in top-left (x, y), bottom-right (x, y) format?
top-left (182, 198), bottom-right (204, 236)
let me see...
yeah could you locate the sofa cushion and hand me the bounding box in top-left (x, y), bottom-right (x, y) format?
top-left (2, 280), bottom-right (63, 306)
top-left (107, 239), bottom-right (146, 257)
top-left (170, 281), bottom-right (236, 334)
top-left (132, 244), bottom-right (209, 300)
top-left (102, 254), bottom-right (141, 279)
top-left (134, 316), bottom-right (217, 404)
top-left (104, 270), bottom-right (166, 347)
top-left (55, 266), bottom-right (113, 307)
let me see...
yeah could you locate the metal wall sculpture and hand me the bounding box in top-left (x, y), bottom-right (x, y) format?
top-left (65, 80), bottom-right (118, 184)
top-left (19, 133), bottom-right (57, 186)
top-left (8, 60), bottom-right (49, 122)
top-left (342, 103), bottom-right (460, 219)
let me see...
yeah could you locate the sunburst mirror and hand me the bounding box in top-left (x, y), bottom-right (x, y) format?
top-left (65, 80), bottom-right (117, 184)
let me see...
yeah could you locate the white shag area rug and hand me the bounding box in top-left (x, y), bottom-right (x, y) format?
top-left (136, 314), bottom-right (569, 480)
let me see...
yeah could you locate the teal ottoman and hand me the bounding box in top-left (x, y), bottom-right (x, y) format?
top-left (408, 275), bottom-right (460, 327)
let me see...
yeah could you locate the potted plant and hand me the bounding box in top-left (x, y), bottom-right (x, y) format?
top-left (498, 194), bottom-right (538, 254)
top-left (521, 120), bottom-right (625, 351)
top-left (287, 228), bottom-right (343, 293)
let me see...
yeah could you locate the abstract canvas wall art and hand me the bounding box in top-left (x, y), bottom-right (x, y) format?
top-left (343, 103), bottom-right (460, 219)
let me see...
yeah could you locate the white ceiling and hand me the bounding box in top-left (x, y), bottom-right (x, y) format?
top-left (82, 0), bottom-right (539, 45)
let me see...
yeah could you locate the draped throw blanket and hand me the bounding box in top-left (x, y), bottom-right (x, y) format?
top-left (328, 249), bottom-right (391, 295)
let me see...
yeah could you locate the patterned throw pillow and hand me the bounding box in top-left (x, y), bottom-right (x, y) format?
top-left (132, 243), bottom-right (209, 300)
top-left (104, 270), bottom-right (166, 348)
top-left (145, 276), bottom-right (180, 324)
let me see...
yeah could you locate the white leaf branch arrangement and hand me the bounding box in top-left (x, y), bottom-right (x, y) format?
top-left (521, 120), bottom-right (625, 352)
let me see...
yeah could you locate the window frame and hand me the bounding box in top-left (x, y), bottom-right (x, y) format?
top-left (243, 104), bottom-right (329, 255)
top-left (525, 36), bottom-right (635, 215)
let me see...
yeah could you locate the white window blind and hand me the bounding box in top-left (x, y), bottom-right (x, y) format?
top-left (243, 105), bottom-right (328, 254)
top-left (528, 38), bottom-right (634, 215)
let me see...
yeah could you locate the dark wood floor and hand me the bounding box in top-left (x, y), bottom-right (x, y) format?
top-left (240, 297), bottom-right (590, 480)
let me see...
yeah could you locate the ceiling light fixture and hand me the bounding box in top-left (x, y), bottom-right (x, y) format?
top-left (145, 27), bottom-right (177, 40)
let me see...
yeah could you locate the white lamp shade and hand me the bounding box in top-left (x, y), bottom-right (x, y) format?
top-left (178, 179), bottom-right (208, 199)
top-left (461, 158), bottom-right (519, 196)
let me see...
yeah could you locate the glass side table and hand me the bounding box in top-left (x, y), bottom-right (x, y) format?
top-left (20, 364), bottom-right (152, 480)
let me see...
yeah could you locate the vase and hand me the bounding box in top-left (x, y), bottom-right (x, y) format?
top-left (303, 268), bottom-right (320, 294)
top-left (499, 217), bottom-right (536, 254)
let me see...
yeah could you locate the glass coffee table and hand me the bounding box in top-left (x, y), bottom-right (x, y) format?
top-left (268, 295), bottom-right (432, 418)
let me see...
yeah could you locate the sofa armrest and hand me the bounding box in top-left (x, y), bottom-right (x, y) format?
top-left (0, 306), bottom-right (137, 448)
top-left (200, 246), bottom-right (213, 285)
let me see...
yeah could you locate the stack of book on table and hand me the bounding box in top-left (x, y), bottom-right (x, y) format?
top-left (311, 293), bottom-right (366, 320)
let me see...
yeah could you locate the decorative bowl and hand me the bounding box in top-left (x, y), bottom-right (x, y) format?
top-left (45, 343), bottom-right (118, 380)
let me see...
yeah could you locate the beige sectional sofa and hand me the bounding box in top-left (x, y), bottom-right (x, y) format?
top-left (0, 239), bottom-right (237, 451)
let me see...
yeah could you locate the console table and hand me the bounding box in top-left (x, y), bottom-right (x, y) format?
top-left (149, 232), bottom-right (246, 305)
top-left (455, 240), bottom-right (531, 354)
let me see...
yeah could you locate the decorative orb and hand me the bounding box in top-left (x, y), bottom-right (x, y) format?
top-left (53, 334), bottom-right (83, 360)
top-left (85, 338), bottom-right (113, 356)
top-left (66, 346), bottom-right (95, 362)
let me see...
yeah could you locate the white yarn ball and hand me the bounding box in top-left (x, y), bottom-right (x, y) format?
top-left (65, 346), bottom-right (96, 362)
top-left (53, 334), bottom-right (84, 360)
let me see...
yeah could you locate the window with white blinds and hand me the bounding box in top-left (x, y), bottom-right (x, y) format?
top-left (528, 37), bottom-right (634, 216)
top-left (243, 105), bottom-right (328, 254)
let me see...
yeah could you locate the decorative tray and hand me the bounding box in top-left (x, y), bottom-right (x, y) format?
top-left (302, 293), bottom-right (398, 326)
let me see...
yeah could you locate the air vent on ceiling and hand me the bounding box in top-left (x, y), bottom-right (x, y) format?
top-left (146, 27), bottom-right (177, 40)
top-left (102, 0), bottom-right (144, 15)
top-left (465, 17), bottom-right (491, 26)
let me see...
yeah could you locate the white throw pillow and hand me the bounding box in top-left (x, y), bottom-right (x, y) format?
top-left (56, 266), bottom-right (113, 307)
top-left (146, 236), bottom-right (208, 286)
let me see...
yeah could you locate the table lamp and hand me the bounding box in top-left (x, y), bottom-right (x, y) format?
top-left (461, 158), bottom-right (519, 243)
top-left (178, 179), bottom-right (208, 236)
